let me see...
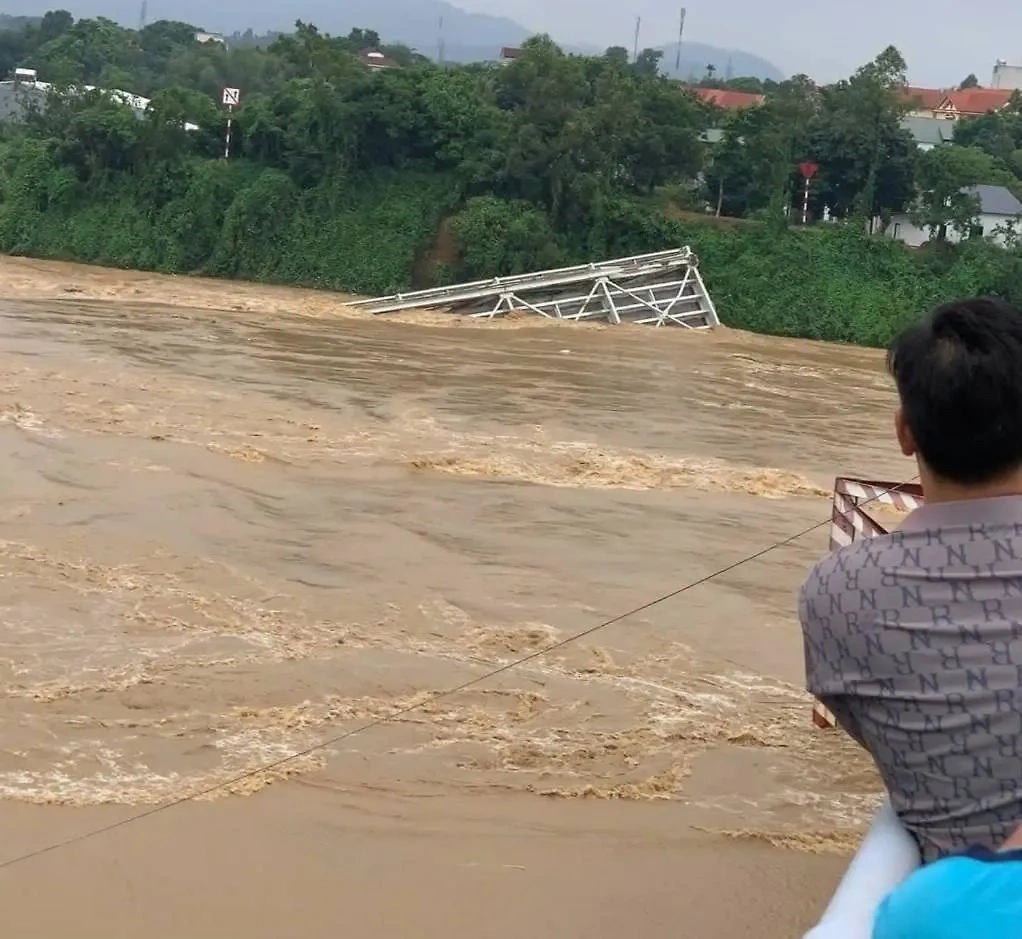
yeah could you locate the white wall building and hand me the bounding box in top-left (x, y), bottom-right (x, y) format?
top-left (195, 31), bottom-right (227, 47)
top-left (887, 184), bottom-right (1022, 247)
top-left (992, 60), bottom-right (1022, 91)
top-left (0, 69), bottom-right (198, 130)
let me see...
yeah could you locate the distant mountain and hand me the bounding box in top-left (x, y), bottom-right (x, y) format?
top-left (0, 12), bottom-right (40, 29)
top-left (655, 42), bottom-right (784, 82)
top-left (0, 0), bottom-right (528, 61)
top-left (0, 0), bottom-right (783, 77)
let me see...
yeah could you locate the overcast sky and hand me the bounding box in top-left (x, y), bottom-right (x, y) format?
top-left (453, 0), bottom-right (1020, 85)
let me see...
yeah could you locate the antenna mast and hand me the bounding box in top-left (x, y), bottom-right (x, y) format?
top-left (138, 0), bottom-right (147, 29)
top-left (675, 8), bottom-right (686, 73)
top-left (437, 15), bottom-right (445, 64)
top-left (632, 15), bottom-right (641, 62)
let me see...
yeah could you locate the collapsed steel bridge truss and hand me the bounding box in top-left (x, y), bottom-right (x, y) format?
top-left (348, 247), bottom-right (720, 328)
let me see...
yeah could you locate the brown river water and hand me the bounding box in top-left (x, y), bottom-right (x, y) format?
top-left (0, 257), bottom-right (911, 937)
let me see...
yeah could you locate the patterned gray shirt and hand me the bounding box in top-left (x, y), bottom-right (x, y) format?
top-left (800, 495), bottom-right (1022, 862)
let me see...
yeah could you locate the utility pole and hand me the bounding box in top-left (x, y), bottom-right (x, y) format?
top-left (632, 16), bottom-right (641, 63)
top-left (675, 8), bottom-right (686, 73)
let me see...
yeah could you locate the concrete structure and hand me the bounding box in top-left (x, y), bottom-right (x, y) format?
top-left (0, 78), bottom-right (45, 122)
top-left (887, 184), bottom-right (1022, 247)
top-left (992, 60), bottom-right (1022, 91)
top-left (900, 114), bottom-right (955, 150)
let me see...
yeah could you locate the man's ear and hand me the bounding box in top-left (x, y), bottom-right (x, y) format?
top-left (894, 407), bottom-right (916, 458)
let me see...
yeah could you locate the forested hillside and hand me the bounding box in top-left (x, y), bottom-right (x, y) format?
top-left (1, 12), bottom-right (1021, 345)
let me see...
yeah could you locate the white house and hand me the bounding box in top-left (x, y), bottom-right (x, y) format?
top-left (0, 68), bottom-right (199, 130)
top-left (887, 184), bottom-right (1022, 247)
top-left (358, 49), bottom-right (400, 71)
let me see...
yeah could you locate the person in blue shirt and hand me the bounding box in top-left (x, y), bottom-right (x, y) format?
top-left (872, 824), bottom-right (1022, 939)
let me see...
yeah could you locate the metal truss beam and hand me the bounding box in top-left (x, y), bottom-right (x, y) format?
top-left (349, 247), bottom-right (719, 328)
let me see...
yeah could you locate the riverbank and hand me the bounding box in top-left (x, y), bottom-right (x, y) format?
top-left (0, 253), bottom-right (362, 318)
top-left (0, 253), bottom-right (602, 329)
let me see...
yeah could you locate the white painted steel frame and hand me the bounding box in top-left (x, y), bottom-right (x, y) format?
top-left (349, 247), bottom-right (720, 328)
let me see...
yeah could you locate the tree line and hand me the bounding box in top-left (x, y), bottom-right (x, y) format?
top-left (1, 11), bottom-right (1021, 345)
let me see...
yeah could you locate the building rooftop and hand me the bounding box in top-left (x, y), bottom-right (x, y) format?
top-left (937, 88), bottom-right (1015, 115)
top-left (359, 49), bottom-right (399, 70)
top-left (900, 114), bottom-right (955, 147)
top-left (968, 184), bottom-right (1022, 216)
top-left (901, 86), bottom-right (949, 110)
top-left (688, 87), bottom-right (765, 110)
top-left (0, 76), bottom-right (198, 131)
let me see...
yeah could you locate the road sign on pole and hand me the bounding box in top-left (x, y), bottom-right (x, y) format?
top-left (221, 88), bottom-right (241, 160)
top-left (798, 162), bottom-right (819, 225)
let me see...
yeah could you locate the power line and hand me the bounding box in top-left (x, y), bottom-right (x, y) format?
top-left (0, 477), bottom-right (918, 872)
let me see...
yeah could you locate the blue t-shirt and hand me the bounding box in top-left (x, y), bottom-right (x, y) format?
top-left (873, 846), bottom-right (1022, 939)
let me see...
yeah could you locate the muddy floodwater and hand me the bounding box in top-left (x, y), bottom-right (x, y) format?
top-left (0, 257), bottom-right (909, 938)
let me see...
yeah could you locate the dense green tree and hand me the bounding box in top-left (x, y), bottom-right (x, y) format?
top-left (702, 75), bottom-right (820, 223)
top-left (819, 46), bottom-right (912, 223)
top-left (954, 99), bottom-right (1022, 197)
top-left (39, 9), bottom-right (72, 42)
top-left (633, 48), bottom-right (663, 77)
top-left (450, 196), bottom-right (565, 277)
top-left (345, 28), bottom-right (380, 49)
top-left (36, 17), bottom-right (141, 84)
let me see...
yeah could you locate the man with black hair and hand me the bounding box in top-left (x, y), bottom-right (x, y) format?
top-left (799, 297), bottom-right (1022, 918)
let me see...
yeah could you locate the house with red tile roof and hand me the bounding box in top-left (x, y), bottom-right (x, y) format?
top-left (689, 87), bottom-right (765, 110)
top-left (901, 86), bottom-right (949, 116)
top-left (933, 88), bottom-right (1015, 119)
